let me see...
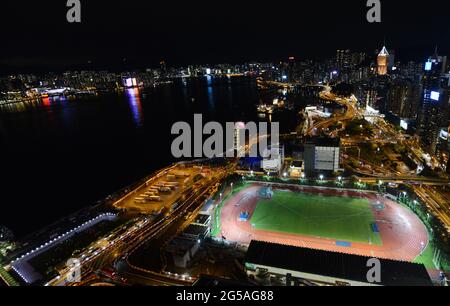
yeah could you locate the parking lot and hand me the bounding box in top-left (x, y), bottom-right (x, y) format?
top-left (114, 165), bottom-right (205, 215)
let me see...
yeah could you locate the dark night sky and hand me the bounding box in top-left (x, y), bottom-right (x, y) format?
top-left (1, 0), bottom-right (450, 72)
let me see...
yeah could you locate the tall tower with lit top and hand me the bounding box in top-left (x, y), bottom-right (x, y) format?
top-left (377, 46), bottom-right (389, 75)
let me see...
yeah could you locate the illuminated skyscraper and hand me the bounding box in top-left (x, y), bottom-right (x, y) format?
top-left (387, 79), bottom-right (421, 120)
top-left (377, 46), bottom-right (389, 75)
top-left (417, 52), bottom-right (447, 153)
top-left (336, 49), bottom-right (351, 69)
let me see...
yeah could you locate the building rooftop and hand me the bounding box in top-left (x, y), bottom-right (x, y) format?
top-left (200, 199), bottom-right (214, 213)
top-left (183, 224), bottom-right (209, 238)
top-left (379, 46), bottom-right (389, 56)
top-left (194, 214), bottom-right (211, 226)
top-left (305, 137), bottom-right (341, 147)
top-left (245, 241), bottom-right (432, 286)
top-left (166, 237), bottom-right (197, 256)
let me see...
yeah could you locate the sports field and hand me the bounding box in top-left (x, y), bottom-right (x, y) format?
top-left (220, 184), bottom-right (429, 263)
top-left (250, 190), bottom-right (382, 245)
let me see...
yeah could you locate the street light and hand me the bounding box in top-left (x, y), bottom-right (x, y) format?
top-left (319, 174), bottom-right (324, 181)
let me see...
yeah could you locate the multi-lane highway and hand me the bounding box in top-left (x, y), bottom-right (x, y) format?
top-left (45, 162), bottom-right (234, 286)
top-left (306, 90), bottom-right (359, 136)
top-left (413, 186), bottom-right (450, 232)
top-left (117, 164), bottom-right (234, 286)
top-left (310, 86), bottom-right (450, 235)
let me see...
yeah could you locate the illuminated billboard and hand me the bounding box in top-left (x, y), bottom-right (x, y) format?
top-left (440, 129), bottom-right (448, 140)
top-left (400, 120), bottom-right (408, 131)
top-left (125, 78), bottom-right (133, 87)
top-left (124, 78), bottom-right (137, 88)
top-left (430, 91), bottom-right (440, 101)
top-left (425, 61), bottom-right (432, 71)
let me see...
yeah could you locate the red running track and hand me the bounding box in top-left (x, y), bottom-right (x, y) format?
top-left (220, 184), bottom-right (429, 262)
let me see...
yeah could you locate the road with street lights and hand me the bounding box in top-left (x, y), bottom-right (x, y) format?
top-left (305, 85), bottom-right (450, 236)
top-left (43, 161), bottom-right (234, 286)
top-left (306, 87), bottom-right (360, 137)
top-left (413, 186), bottom-right (450, 232)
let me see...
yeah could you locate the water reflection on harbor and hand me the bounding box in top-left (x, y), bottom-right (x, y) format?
top-left (206, 75), bottom-right (216, 113)
top-left (42, 96), bottom-right (51, 107)
top-left (0, 76), bottom-right (262, 237)
top-left (0, 95), bottom-right (73, 113)
top-left (126, 88), bottom-right (143, 127)
top-left (0, 99), bottom-right (41, 113)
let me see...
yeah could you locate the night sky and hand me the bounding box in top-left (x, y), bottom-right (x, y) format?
top-left (1, 0), bottom-right (449, 72)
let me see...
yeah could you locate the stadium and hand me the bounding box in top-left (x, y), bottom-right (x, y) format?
top-left (216, 183), bottom-right (430, 264)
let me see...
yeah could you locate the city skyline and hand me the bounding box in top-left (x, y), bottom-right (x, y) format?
top-left (0, 43), bottom-right (445, 75)
top-left (1, 0), bottom-right (449, 289)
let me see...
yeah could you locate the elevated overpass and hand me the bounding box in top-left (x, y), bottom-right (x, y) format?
top-left (305, 88), bottom-right (359, 136)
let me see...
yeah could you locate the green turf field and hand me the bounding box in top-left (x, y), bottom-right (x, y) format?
top-left (249, 190), bottom-right (382, 245)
